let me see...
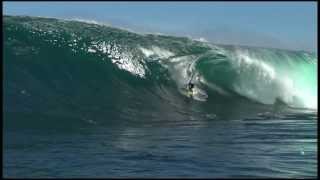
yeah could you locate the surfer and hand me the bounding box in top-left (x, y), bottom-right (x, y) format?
top-left (187, 70), bottom-right (196, 97)
top-left (187, 82), bottom-right (195, 97)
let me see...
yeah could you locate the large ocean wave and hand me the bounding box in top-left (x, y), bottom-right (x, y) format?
top-left (4, 16), bottom-right (317, 126)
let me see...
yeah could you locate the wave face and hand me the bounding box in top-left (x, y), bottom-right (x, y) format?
top-left (3, 16), bottom-right (317, 125)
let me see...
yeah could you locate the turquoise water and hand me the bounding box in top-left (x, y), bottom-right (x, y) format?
top-left (3, 15), bottom-right (318, 178)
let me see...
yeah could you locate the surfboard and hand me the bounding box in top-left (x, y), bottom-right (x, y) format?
top-left (180, 86), bottom-right (208, 102)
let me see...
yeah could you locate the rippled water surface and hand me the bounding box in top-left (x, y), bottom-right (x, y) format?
top-left (4, 110), bottom-right (317, 178)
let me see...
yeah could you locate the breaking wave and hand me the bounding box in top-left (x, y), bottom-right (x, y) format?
top-left (4, 16), bottom-right (317, 125)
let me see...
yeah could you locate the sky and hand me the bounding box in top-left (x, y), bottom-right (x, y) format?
top-left (3, 2), bottom-right (317, 52)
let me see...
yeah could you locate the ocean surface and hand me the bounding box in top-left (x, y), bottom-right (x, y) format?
top-left (3, 15), bottom-right (318, 178)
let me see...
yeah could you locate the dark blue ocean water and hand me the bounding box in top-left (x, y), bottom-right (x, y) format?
top-left (4, 110), bottom-right (317, 178)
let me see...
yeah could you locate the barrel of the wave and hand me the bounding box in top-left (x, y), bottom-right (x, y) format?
top-left (195, 46), bottom-right (317, 109)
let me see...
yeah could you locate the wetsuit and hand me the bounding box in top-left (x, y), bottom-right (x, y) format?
top-left (187, 83), bottom-right (194, 97)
